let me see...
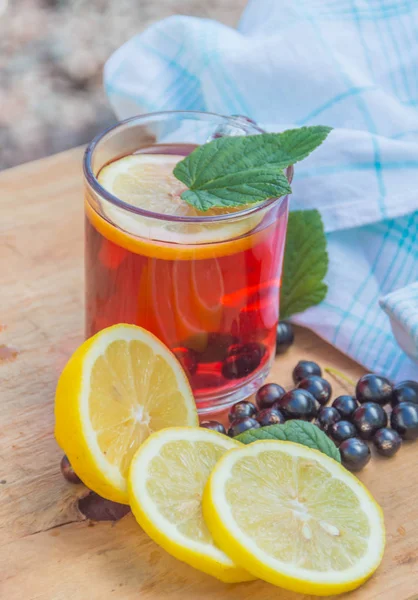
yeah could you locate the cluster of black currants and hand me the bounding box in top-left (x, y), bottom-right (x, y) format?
top-left (201, 356), bottom-right (418, 473)
top-left (315, 370), bottom-right (418, 472)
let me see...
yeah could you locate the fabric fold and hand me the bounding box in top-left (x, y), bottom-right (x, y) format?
top-left (104, 0), bottom-right (418, 380)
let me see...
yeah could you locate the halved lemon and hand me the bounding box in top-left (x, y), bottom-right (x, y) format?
top-left (128, 427), bottom-right (254, 583)
top-left (96, 153), bottom-right (265, 246)
top-left (203, 440), bottom-right (385, 596)
top-left (54, 324), bottom-right (198, 504)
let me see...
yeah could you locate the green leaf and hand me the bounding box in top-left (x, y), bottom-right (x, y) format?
top-left (235, 425), bottom-right (288, 444)
top-left (282, 421), bottom-right (341, 463)
top-left (179, 171), bottom-right (291, 212)
top-left (280, 209), bottom-right (328, 319)
top-left (173, 126), bottom-right (332, 211)
top-left (235, 420), bottom-right (341, 463)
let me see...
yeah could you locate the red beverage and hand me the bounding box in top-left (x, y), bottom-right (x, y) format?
top-left (84, 115), bottom-right (290, 413)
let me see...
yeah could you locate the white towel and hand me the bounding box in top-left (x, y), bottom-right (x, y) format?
top-left (104, 0), bottom-right (418, 380)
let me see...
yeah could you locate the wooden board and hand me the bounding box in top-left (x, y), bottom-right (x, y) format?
top-left (1, 148), bottom-right (417, 600)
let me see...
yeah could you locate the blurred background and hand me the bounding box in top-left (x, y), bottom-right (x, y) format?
top-left (0, 0), bottom-right (246, 170)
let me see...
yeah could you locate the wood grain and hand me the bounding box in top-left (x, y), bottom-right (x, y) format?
top-left (1, 149), bottom-right (417, 599)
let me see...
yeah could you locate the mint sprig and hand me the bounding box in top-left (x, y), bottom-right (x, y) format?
top-left (173, 126), bottom-right (332, 211)
top-left (280, 209), bottom-right (328, 319)
top-left (235, 420), bottom-right (341, 463)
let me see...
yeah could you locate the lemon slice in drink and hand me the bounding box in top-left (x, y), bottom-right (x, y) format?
top-left (54, 324), bottom-right (198, 504)
top-left (97, 153), bottom-right (264, 244)
top-left (128, 427), bottom-right (254, 583)
top-left (203, 440), bottom-right (385, 596)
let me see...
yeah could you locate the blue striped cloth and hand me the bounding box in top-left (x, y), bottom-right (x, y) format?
top-left (104, 0), bottom-right (418, 381)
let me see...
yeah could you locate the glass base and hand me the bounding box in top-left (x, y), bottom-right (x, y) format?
top-left (195, 358), bottom-right (272, 416)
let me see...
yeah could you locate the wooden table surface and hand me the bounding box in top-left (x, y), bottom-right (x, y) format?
top-left (1, 148), bottom-right (417, 600)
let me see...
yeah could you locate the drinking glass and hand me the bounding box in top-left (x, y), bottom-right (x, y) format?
top-left (83, 111), bottom-right (291, 414)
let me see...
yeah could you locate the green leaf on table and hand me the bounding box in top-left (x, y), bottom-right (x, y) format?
top-left (235, 425), bottom-right (289, 444)
top-left (235, 420), bottom-right (341, 463)
top-left (282, 421), bottom-right (341, 462)
top-left (173, 126), bottom-right (332, 211)
top-left (280, 209), bottom-right (328, 319)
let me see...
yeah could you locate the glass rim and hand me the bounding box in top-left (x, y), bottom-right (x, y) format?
top-left (83, 110), bottom-right (293, 224)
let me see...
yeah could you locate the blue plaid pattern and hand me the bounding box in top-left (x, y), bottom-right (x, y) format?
top-left (105, 0), bottom-right (418, 380)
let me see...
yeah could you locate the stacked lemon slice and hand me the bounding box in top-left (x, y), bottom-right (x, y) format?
top-left (55, 324), bottom-right (385, 595)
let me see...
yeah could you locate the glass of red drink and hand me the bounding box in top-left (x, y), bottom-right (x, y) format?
top-left (83, 112), bottom-right (291, 414)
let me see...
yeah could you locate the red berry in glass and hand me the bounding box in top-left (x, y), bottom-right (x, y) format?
top-left (85, 142), bottom-right (289, 413)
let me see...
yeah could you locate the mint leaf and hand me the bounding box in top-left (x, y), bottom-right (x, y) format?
top-left (235, 425), bottom-right (288, 444)
top-left (283, 421), bottom-right (341, 463)
top-left (173, 126), bottom-right (332, 211)
top-left (180, 171), bottom-right (291, 212)
top-left (236, 420), bottom-right (341, 463)
top-left (280, 209), bottom-right (328, 319)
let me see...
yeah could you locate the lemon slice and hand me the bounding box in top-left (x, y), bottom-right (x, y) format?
top-left (54, 324), bottom-right (198, 504)
top-left (203, 440), bottom-right (385, 596)
top-left (97, 153), bottom-right (264, 244)
top-left (128, 427), bottom-right (254, 583)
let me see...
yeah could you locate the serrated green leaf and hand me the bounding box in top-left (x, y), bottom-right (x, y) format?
top-left (280, 209), bottom-right (328, 319)
top-left (235, 425), bottom-right (288, 444)
top-left (179, 171), bottom-right (291, 212)
top-left (283, 421), bottom-right (341, 463)
top-left (236, 420), bottom-right (341, 463)
top-left (173, 126), bottom-right (332, 210)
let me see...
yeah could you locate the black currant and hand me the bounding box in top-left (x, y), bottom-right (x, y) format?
top-left (60, 455), bottom-right (82, 484)
top-left (317, 406), bottom-right (341, 431)
top-left (195, 333), bottom-right (238, 363)
top-left (372, 428), bottom-right (402, 457)
top-left (391, 402), bottom-right (418, 440)
top-left (339, 438), bottom-right (371, 472)
top-left (256, 407), bottom-right (285, 427)
top-left (276, 322), bottom-right (294, 355)
top-left (328, 420), bottom-right (357, 445)
top-left (228, 417), bottom-right (260, 437)
top-left (222, 345), bottom-right (262, 379)
top-left (391, 380), bottom-right (418, 407)
top-left (297, 376), bottom-right (332, 406)
top-left (292, 360), bottom-right (322, 383)
top-left (228, 401), bottom-right (257, 423)
top-left (227, 342), bottom-right (266, 361)
top-left (356, 373), bottom-right (393, 406)
top-left (352, 402), bottom-right (388, 440)
top-left (256, 383), bottom-right (286, 410)
top-left (275, 389), bottom-right (318, 421)
top-left (200, 421), bottom-right (226, 435)
top-left (172, 346), bottom-right (198, 376)
top-left (332, 395), bottom-right (359, 420)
